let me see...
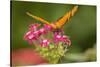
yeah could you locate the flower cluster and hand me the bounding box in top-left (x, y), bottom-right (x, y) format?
top-left (24, 23), bottom-right (71, 64)
top-left (24, 23), bottom-right (71, 48)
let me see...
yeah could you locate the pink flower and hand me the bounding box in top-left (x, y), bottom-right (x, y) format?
top-left (54, 32), bottom-right (59, 35)
top-left (39, 28), bottom-right (47, 34)
top-left (54, 34), bottom-right (62, 44)
top-left (33, 30), bottom-right (41, 38)
top-left (62, 35), bottom-right (71, 46)
top-left (24, 31), bottom-right (37, 44)
top-left (44, 24), bottom-right (52, 31)
top-left (29, 23), bottom-right (40, 31)
top-left (40, 39), bottom-right (50, 47)
top-left (53, 32), bottom-right (61, 42)
top-left (53, 32), bottom-right (71, 46)
top-left (24, 23), bottom-right (71, 47)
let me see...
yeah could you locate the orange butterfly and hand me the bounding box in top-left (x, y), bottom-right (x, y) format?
top-left (26, 6), bottom-right (78, 30)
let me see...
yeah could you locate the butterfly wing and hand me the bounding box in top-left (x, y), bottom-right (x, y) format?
top-left (26, 12), bottom-right (51, 25)
top-left (55, 6), bottom-right (78, 29)
top-left (26, 6), bottom-right (78, 30)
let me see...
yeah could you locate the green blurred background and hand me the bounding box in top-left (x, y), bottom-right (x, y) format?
top-left (11, 1), bottom-right (96, 63)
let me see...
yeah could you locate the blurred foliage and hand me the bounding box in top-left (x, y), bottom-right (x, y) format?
top-left (11, 1), bottom-right (96, 63)
top-left (61, 44), bottom-right (96, 63)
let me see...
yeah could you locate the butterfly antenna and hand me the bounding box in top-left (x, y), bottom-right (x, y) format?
top-left (26, 12), bottom-right (51, 25)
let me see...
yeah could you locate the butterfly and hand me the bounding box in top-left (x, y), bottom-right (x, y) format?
top-left (26, 6), bottom-right (78, 31)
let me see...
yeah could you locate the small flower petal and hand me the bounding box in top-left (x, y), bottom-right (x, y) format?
top-left (44, 24), bottom-right (52, 31)
top-left (29, 23), bottom-right (40, 31)
top-left (39, 28), bottom-right (47, 34)
top-left (40, 39), bottom-right (50, 47)
top-left (33, 30), bottom-right (41, 38)
top-left (24, 31), bottom-right (37, 44)
top-left (62, 35), bottom-right (71, 46)
top-left (54, 34), bottom-right (62, 44)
